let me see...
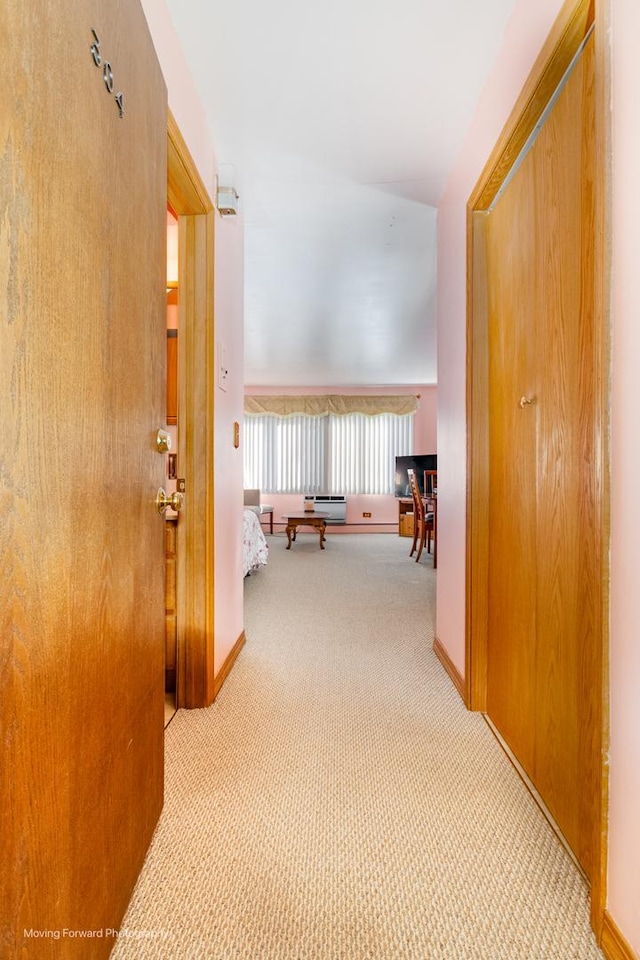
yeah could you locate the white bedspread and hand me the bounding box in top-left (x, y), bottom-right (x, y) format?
top-left (242, 508), bottom-right (268, 577)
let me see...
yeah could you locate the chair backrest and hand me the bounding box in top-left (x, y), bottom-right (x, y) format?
top-left (424, 470), bottom-right (437, 497)
top-left (243, 489), bottom-right (260, 506)
top-left (407, 469), bottom-right (425, 521)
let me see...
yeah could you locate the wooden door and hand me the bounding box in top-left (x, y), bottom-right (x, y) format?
top-left (1, 1), bottom-right (167, 955)
top-left (486, 158), bottom-right (538, 767)
top-left (485, 36), bottom-right (597, 876)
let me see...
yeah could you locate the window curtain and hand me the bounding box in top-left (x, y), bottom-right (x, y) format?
top-left (328, 413), bottom-right (412, 494)
top-left (243, 414), bottom-right (328, 494)
top-left (243, 411), bottom-right (413, 495)
top-left (244, 394), bottom-right (418, 418)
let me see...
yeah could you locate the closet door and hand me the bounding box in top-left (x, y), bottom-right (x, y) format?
top-left (484, 36), bottom-right (597, 877)
top-left (486, 156), bottom-right (538, 775)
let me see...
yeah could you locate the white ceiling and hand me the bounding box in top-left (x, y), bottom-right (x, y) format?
top-left (163, 0), bottom-right (519, 386)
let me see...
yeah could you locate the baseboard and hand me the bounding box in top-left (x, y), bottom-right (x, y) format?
top-left (433, 635), bottom-right (466, 703)
top-left (213, 631), bottom-right (246, 700)
top-left (601, 911), bottom-right (637, 960)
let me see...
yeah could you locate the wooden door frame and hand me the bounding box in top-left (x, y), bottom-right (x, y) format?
top-left (465, 0), bottom-right (610, 936)
top-left (167, 111), bottom-right (217, 708)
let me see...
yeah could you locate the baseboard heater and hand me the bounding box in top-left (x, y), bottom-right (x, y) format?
top-left (304, 495), bottom-right (347, 524)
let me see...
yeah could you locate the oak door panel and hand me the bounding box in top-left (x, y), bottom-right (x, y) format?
top-left (484, 37), bottom-right (597, 877)
top-left (1, 0), bottom-right (167, 954)
top-left (532, 37), bottom-right (597, 875)
top-left (486, 157), bottom-right (538, 772)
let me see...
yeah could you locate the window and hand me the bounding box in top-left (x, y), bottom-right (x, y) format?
top-left (243, 412), bottom-right (412, 495)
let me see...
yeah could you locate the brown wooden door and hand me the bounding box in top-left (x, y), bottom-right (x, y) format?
top-left (485, 36), bottom-right (597, 877)
top-left (486, 157), bottom-right (538, 769)
top-left (1, 1), bottom-right (167, 955)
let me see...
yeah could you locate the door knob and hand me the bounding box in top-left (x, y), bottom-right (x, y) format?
top-left (156, 429), bottom-right (172, 453)
top-left (156, 487), bottom-right (184, 515)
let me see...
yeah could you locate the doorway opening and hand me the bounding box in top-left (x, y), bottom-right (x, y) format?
top-left (166, 112), bottom-right (217, 710)
top-left (164, 205), bottom-right (179, 726)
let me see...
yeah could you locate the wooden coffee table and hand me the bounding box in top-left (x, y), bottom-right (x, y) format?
top-left (283, 512), bottom-right (331, 549)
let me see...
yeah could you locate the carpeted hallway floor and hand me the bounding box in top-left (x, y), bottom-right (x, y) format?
top-left (112, 533), bottom-right (603, 960)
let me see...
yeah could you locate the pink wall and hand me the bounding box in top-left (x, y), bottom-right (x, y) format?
top-left (608, 0), bottom-right (640, 951)
top-left (249, 495), bottom-right (398, 534)
top-left (213, 215), bottom-right (246, 665)
top-left (437, 0), bottom-right (640, 952)
top-left (140, 0), bottom-right (246, 672)
top-left (140, 2), bottom-right (213, 184)
top-left (436, 0), bottom-right (568, 678)
top-left (245, 385), bottom-right (436, 532)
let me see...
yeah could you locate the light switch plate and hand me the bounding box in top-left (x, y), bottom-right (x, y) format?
top-left (218, 341), bottom-right (228, 391)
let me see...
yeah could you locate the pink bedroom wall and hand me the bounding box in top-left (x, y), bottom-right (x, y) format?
top-left (435, 0), bottom-right (567, 676)
top-left (608, 0), bottom-right (640, 951)
top-left (437, 0), bottom-right (640, 952)
top-left (140, 0), bottom-right (246, 674)
top-left (244, 385), bottom-right (436, 533)
top-left (213, 215), bottom-right (246, 666)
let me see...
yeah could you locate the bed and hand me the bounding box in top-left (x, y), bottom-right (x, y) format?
top-left (243, 508), bottom-right (269, 577)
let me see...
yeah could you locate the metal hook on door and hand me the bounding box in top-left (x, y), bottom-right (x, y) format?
top-left (519, 396), bottom-right (535, 409)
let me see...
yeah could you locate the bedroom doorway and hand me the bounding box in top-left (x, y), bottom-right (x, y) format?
top-left (164, 206), bottom-right (179, 725)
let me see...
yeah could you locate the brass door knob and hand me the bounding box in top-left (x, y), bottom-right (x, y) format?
top-left (156, 487), bottom-right (184, 515)
top-left (156, 428), bottom-right (172, 453)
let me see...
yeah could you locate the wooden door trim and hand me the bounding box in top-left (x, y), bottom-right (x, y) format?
top-left (591, 0), bottom-right (612, 934)
top-left (168, 114), bottom-right (213, 215)
top-left (467, 0), bottom-right (595, 213)
top-left (465, 0), bottom-right (609, 937)
top-left (167, 111), bottom-right (217, 708)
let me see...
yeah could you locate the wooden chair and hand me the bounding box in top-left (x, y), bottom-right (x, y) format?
top-left (407, 468), bottom-right (434, 563)
top-left (243, 488), bottom-right (274, 534)
top-left (423, 470), bottom-right (438, 568)
top-left (423, 469), bottom-right (437, 497)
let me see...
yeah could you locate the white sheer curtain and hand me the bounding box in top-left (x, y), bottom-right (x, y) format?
top-left (243, 415), bottom-right (328, 493)
top-left (328, 413), bottom-right (411, 494)
top-left (244, 413), bottom-right (412, 495)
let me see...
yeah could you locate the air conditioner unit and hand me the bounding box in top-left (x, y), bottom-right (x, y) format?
top-left (304, 495), bottom-right (347, 524)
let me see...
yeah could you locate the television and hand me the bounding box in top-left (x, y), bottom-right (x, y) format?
top-left (394, 454), bottom-right (437, 498)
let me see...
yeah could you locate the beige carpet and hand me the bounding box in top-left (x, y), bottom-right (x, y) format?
top-left (112, 533), bottom-right (603, 960)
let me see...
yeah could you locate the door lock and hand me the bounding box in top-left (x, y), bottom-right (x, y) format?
top-left (156, 429), bottom-right (172, 453)
top-left (156, 487), bottom-right (184, 515)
